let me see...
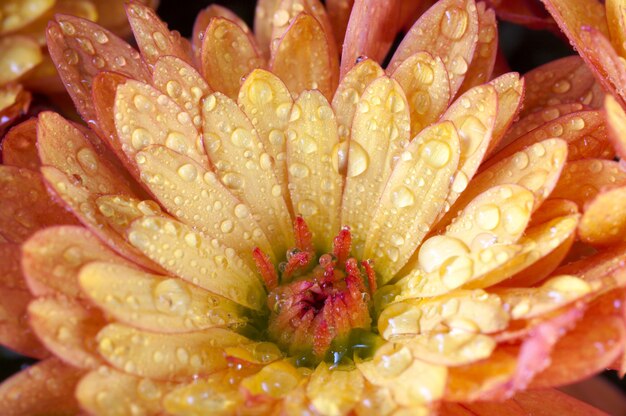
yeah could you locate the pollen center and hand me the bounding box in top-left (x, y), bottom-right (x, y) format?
top-left (253, 217), bottom-right (377, 366)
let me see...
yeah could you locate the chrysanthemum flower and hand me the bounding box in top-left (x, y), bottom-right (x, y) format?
top-left (0, 0), bottom-right (624, 414)
top-left (0, 0), bottom-right (158, 135)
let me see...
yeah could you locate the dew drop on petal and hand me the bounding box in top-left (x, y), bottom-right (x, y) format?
top-left (177, 163), bottom-right (198, 182)
top-left (420, 139), bottom-right (451, 168)
top-left (153, 278), bottom-right (191, 315)
top-left (440, 7), bottom-right (469, 40)
top-left (346, 142), bottom-right (369, 177)
top-left (391, 186), bottom-right (415, 208)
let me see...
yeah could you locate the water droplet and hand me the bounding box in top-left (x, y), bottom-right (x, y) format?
top-left (230, 128), bottom-right (252, 148)
top-left (552, 80), bottom-right (571, 94)
top-left (131, 128), bottom-right (152, 150)
top-left (440, 255), bottom-right (473, 288)
top-left (177, 163), bottom-right (197, 182)
top-left (476, 204), bottom-right (500, 231)
top-left (297, 200), bottom-right (319, 216)
top-left (234, 204), bottom-right (249, 218)
top-left (133, 94), bottom-right (153, 112)
top-left (391, 186), bottom-right (415, 208)
top-left (418, 235), bottom-right (469, 273)
top-left (76, 148), bottom-right (98, 172)
top-left (451, 171), bottom-right (468, 193)
top-left (166, 80), bottom-right (182, 98)
top-left (414, 60), bottom-right (435, 85)
top-left (94, 30), bottom-right (109, 44)
top-left (165, 131), bottom-right (188, 154)
top-left (420, 139), bottom-right (451, 168)
top-left (248, 79), bottom-right (274, 105)
top-left (204, 95), bottom-right (217, 112)
top-left (503, 205), bottom-right (527, 235)
top-left (440, 7), bottom-right (469, 40)
top-left (220, 219), bottom-right (234, 233)
top-left (153, 278), bottom-right (191, 315)
top-left (288, 162), bottom-right (310, 178)
top-left (273, 9), bottom-right (290, 26)
top-left (153, 31), bottom-right (168, 50)
top-left (222, 172), bottom-right (244, 190)
top-left (346, 141), bottom-right (369, 177)
top-left (386, 91), bottom-right (406, 113)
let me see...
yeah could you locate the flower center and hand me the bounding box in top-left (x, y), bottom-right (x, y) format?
top-left (253, 217), bottom-right (378, 366)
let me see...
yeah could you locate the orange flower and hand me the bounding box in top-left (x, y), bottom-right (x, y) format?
top-left (0, 0), bottom-right (158, 135)
top-left (0, 0), bottom-right (624, 414)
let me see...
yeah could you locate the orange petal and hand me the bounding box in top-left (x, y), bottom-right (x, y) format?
top-left (46, 15), bottom-right (150, 121)
top-left (326, 0), bottom-right (355, 49)
top-left (202, 92), bottom-right (293, 257)
top-left (332, 58), bottom-right (384, 141)
top-left (579, 185), bottom-right (626, 246)
top-left (79, 261), bottom-right (247, 333)
top-left (0, 358), bottom-right (83, 415)
top-left (77, 367), bottom-right (177, 416)
top-left (458, 3), bottom-right (498, 94)
top-left (607, 0), bottom-right (626, 56)
top-left (605, 94), bottom-right (626, 160)
top-left (0, 0), bottom-right (54, 34)
top-left (152, 55), bottom-right (210, 131)
top-left (200, 17), bottom-right (264, 99)
top-left (340, 77), bottom-right (410, 257)
top-left (254, 0), bottom-right (282, 57)
top-left (127, 215), bottom-right (266, 310)
top-left (2, 118), bottom-right (40, 171)
top-left (40, 166), bottom-right (158, 271)
top-left (0, 35), bottom-right (42, 85)
top-left (388, 0), bottom-right (479, 97)
top-left (193, 4), bottom-right (251, 61)
top-left (125, 1), bottom-right (191, 67)
top-left (391, 52), bottom-right (451, 137)
top-left (551, 159), bottom-right (626, 209)
top-left (0, 166), bottom-right (76, 243)
top-left (270, 13), bottom-right (338, 100)
top-left (487, 0), bottom-right (556, 30)
top-left (500, 102), bottom-right (587, 150)
top-left (340, 0), bottom-right (403, 77)
top-left (364, 121), bottom-right (460, 283)
top-left (237, 69), bottom-right (293, 201)
top-left (37, 111), bottom-right (134, 195)
top-left (28, 296), bottom-right (105, 369)
top-left (22, 225), bottom-right (134, 298)
top-left (96, 323), bottom-right (251, 381)
top-left (286, 90), bottom-right (343, 252)
top-left (521, 56), bottom-right (605, 116)
top-left (133, 145), bottom-right (273, 266)
top-left (486, 73), bottom-right (525, 154)
top-left (114, 79), bottom-right (205, 167)
top-left (486, 110), bottom-right (613, 167)
top-left (557, 243), bottom-right (626, 286)
top-left (510, 389), bottom-right (608, 416)
top-left (530, 295), bottom-right (626, 388)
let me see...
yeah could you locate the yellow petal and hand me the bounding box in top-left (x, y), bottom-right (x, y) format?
top-left (202, 92), bottom-right (294, 257)
top-left (466, 214), bottom-right (579, 288)
top-left (77, 367), bottom-right (176, 416)
top-left (579, 185), bottom-right (626, 246)
top-left (2, 118), bottom-right (40, 171)
top-left (286, 90), bottom-right (343, 251)
top-left (307, 363), bottom-right (364, 416)
top-left (97, 323), bottom-right (250, 381)
top-left (38, 111), bottom-right (133, 195)
top-left (391, 52), bottom-right (451, 137)
top-left (551, 159), bottom-right (626, 209)
top-left (114, 79), bottom-right (205, 167)
top-left (356, 343), bottom-right (447, 406)
top-left (445, 184), bottom-right (534, 250)
top-left (388, 0), bottom-right (479, 97)
top-left (438, 138), bottom-right (568, 232)
top-left (240, 359), bottom-right (303, 398)
top-left (134, 145), bottom-right (273, 266)
top-left (127, 215), bottom-right (265, 310)
top-left (0, 0), bottom-right (54, 34)
top-left (606, 0), bottom-right (626, 56)
top-left (495, 275), bottom-right (593, 320)
top-left (486, 72), bottom-right (525, 154)
top-left (364, 121), bottom-right (460, 283)
top-left (270, 13), bottom-right (338, 100)
top-left (200, 17), bottom-right (264, 99)
top-left (605, 94), bottom-right (626, 160)
top-left (402, 331), bottom-right (496, 366)
top-left (0, 35), bottom-right (42, 85)
top-left (152, 55), bottom-right (210, 131)
top-left (40, 166), bottom-right (158, 271)
top-left (332, 58), bottom-right (384, 141)
top-left (79, 261), bottom-right (247, 333)
top-left (125, 2), bottom-right (191, 66)
top-left (22, 225), bottom-right (133, 298)
top-left (440, 84), bottom-right (497, 209)
top-left (341, 77), bottom-right (410, 256)
top-left (28, 296), bottom-right (104, 369)
top-left (238, 69), bottom-right (293, 202)
top-left (458, 3), bottom-right (497, 94)
top-left (0, 166), bottom-right (76, 243)
top-left (379, 290), bottom-right (509, 339)
top-left (0, 358), bottom-right (82, 416)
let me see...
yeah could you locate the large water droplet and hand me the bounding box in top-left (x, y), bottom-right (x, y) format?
top-left (346, 141), bottom-right (369, 177)
top-left (440, 7), bottom-right (469, 40)
top-left (153, 278), bottom-right (191, 315)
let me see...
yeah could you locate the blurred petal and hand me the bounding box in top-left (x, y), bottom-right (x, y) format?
top-left (0, 35), bottom-right (42, 85)
top-left (605, 94), bottom-right (626, 160)
top-left (193, 4), bottom-right (251, 62)
top-left (307, 363), bottom-right (364, 415)
top-left (0, 0), bottom-right (54, 34)
top-left (2, 119), bottom-right (40, 171)
top-left (579, 185), bottom-right (626, 246)
top-left (0, 358), bottom-right (83, 416)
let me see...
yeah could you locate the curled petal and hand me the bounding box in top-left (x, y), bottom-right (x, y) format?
top-left (486, 73), bottom-right (525, 154)
top-left (579, 186), bottom-right (626, 246)
top-left (0, 84), bottom-right (31, 137)
top-left (0, 35), bottom-right (42, 85)
top-left (0, 358), bottom-right (83, 416)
